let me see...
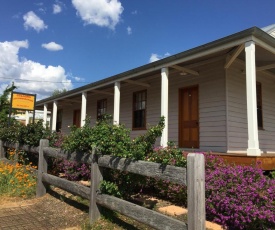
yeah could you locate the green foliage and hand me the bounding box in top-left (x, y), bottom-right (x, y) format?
top-left (7, 148), bottom-right (33, 165)
top-left (89, 115), bottom-right (131, 157)
top-left (145, 142), bottom-right (187, 167)
top-left (0, 83), bottom-right (17, 126)
top-left (62, 115), bottom-right (165, 160)
top-left (51, 88), bottom-right (67, 96)
top-left (0, 122), bottom-right (21, 143)
top-left (103, 169), bottom-right (146, 199)
top-left (62, 117), bottom-right (94, 152)
top-left (46, 131), bottom-right (64, 148)
top-left (130, 116), bottom-right (165, 159)
top-left (18, 120), bottom-right (48, 146)
top-left (0, 120), bottom-right (49, 147)
top-left (100, 180), bottom-right (122, 198)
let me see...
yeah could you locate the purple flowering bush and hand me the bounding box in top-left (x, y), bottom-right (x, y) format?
top-left (57, 160), bottom-right (91, 181)
top-left (205, 154), bottom-right (275, 229)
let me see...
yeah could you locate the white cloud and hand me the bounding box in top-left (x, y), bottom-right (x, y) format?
top-left (131, 10), bottom-right (137, 15)
top-left (42, 42), bottom-right (63, 51)
top-left (72, 0), bottom-right (124, 30)
top-left (73, 76), bottom-right (81, 81)
top-left (53, 4), bottom-right (62, 14)
top-left (127, 26), bottom-right (132, 35)
top-left (23, 11), bottom-right (48, 32)
top-left (0, 40), bottom-right (73, 99)
top-left (149, 52), bottom-right (171, 63)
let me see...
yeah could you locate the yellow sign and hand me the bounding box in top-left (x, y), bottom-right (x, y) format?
top-left (11, 92), bottom-right (36, 110)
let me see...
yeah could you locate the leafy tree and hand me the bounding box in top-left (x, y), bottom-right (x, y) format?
top-left (0, 83), bottom-right (17, 126)
top-left (52, 88), bottom-right (67, 96)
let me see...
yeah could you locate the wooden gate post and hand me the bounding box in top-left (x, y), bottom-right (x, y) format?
top-left (187, 153), bottom-right (205, 230)
top-left (89, 150), bottom-right (103, 223)
top-left (36, 139), bottom-right (49, 197)
top-left (0, 140), bottom-right (4, 159)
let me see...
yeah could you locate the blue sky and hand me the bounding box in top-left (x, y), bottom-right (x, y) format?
top-left (0, 0), bottom-right (275, 99)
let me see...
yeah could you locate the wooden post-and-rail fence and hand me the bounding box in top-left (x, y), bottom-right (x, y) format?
top-left (0, 139), bottom-right (206, 230)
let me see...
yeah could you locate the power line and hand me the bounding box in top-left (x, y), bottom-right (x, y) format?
top-left (0, 77), bottom-right (89, 84)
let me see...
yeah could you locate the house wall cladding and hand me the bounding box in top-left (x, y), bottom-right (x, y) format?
top-left (257, 71), bottom-right (275, 153)
top-left (60, 59), bottom-right (227, 152)
top-left (226, 61), bottom-right (275, 153)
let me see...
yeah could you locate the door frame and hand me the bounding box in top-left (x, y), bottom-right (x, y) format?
top-left (178, 85), bottom-right (199, 148)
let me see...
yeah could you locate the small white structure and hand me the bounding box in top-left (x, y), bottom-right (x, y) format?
top-left (14, 110), bottom-right (51, 126)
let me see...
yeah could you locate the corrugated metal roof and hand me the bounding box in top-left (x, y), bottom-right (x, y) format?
top-left (261, 24), bottom-right (275, 33)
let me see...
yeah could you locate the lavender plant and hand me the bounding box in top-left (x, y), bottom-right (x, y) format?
top-left (205, 154), bottom-right (275, 229)
top-left (57, 160), bottom-right (91, 181)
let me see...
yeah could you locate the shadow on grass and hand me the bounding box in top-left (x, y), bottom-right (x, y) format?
top-left (47, 187), bottom-right (148, 230)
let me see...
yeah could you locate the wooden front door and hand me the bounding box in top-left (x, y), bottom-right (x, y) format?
top-left (179, 86), bottom-right (199, 148)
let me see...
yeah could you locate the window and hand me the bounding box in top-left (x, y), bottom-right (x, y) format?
top-left (256, 82), bottom-right (263, 128)
top-left (56, 109), bottom-right (63, 131)
top-left (73, 109), bottom-right (81, 128)
top-left (97, 99), bottom-right (107, 120)
top-left (133, 90), bottom-right (147, 129)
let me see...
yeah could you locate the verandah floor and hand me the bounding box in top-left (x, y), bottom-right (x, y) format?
top-left (182, 150), bottom-right (275, 171)
top-left (210, 152), bottom-right (275, 171)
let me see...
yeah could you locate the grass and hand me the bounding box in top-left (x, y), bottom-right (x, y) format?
top-left (82, 207), bottom-right (153, 230)
top-left (48, 186), bottom-right (153, 230)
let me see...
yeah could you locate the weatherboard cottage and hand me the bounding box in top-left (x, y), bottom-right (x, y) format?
top-left (36, 25), bottom-right (275, 160)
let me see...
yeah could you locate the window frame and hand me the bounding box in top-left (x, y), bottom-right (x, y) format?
top-left (97, 99), bottom-right (107, 120)
top-left (132, 90), bottom-right (147, 130)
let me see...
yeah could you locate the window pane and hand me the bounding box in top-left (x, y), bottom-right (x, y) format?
top-left (256, 83), bottom-right (263, 128)
top-left (141, 101), bottom-right (146, 109)
top-left (97, 99), bottom-right (107, 120)
top-left (134, 110), bottom-right (145, 128)
top-left (133, 90), bottom-right (146, 128)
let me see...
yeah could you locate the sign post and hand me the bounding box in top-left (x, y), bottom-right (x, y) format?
top-left (9, 92), bottom-right (36, 126)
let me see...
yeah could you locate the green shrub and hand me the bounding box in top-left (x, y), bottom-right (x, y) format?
top-left (18, 120), bottom-right (48, 146)
top-left (145, 141), bottom-right (187, 167)
top-left (89, 115), bottom-right (131, 157)
top-left (100, 180), bottom-right (122, 198)
top-left (62, 115), bottom-right (165, 160)
top-left (0, 123), bottom-right (21, 143)
top-left (62, 117), bottom-right (95, 152)
top-left (0, 120), bottom-right (50, 147)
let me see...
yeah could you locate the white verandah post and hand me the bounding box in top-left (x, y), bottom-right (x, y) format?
top-left (43, 103), bottom-right (48, 128)
top-left (81, 91), bottom-right (87, 127)
top-left (51, 100), bottom-right (58, 132)
top-left (245, 41), bottom-right (261, 156)
top-left (161, 67), bottom-right (169, 147)
top-left (113, 81), bottom-right (120, 125)
top-left (25, 111), bottom-right (29, 125)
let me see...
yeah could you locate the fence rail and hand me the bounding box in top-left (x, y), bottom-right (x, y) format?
top-left (0, 139), bottom-right (205, 230)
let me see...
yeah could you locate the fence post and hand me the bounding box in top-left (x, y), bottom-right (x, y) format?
top-left (89, 150), bottom-right (103, 223)
top-left (36, 139), bottom-right (49, 197)
top-left (187, 153), bottom-right (205, 230)
top-left (0, 140), bottom-right (4, 159)
top-left (14, 142), bottom-right (19, 162)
